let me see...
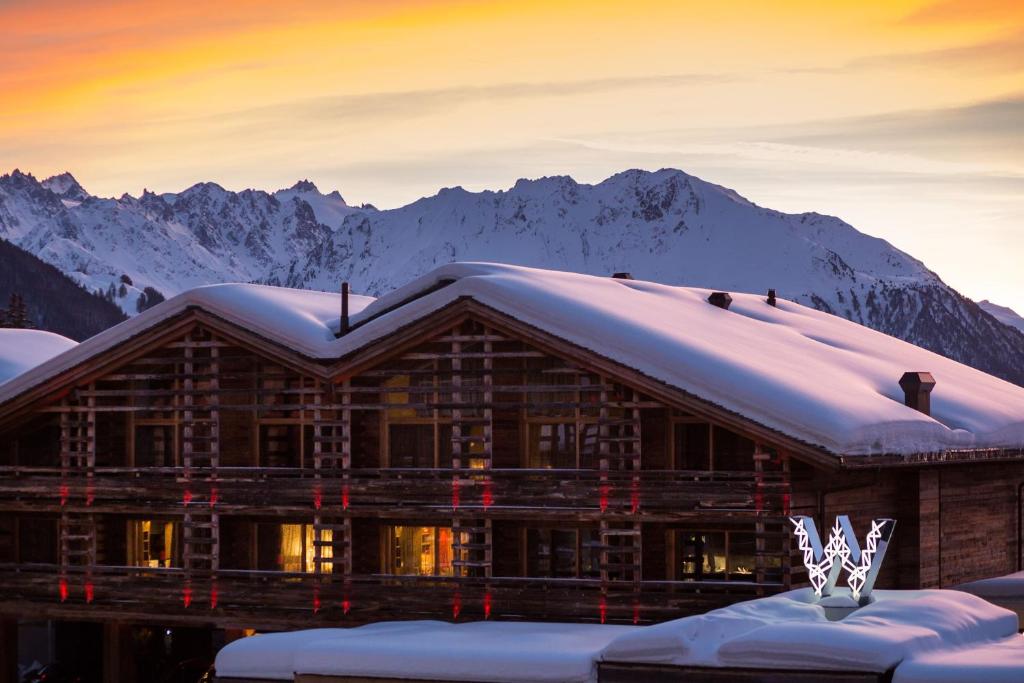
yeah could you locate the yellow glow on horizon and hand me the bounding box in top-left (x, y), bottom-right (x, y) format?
top-left (2, 0), bottom-right (1022, 310)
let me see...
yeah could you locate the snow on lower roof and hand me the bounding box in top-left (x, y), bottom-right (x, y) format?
top-left (892, 635), bottom-right (1024, 683)
top-left (601, 588), bottom-right (1018, 673)
top-left (214, 621), bottom-right (637, 682)
top-left (2, 263), bottom-right (1024, 457)
top-left (0, 329), bottom-right (76, 385)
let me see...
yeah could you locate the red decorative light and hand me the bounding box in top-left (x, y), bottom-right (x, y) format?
top-left (482, 480), bottom-right (493, 509)
top-left (312, 587), bottom-right (321, 614)
top-left (451, 478), bottom-right (460, 510)
top-left (209, 488), bottom-right (218, 508)
top-left (341, 484), bottom-right (350, 510)
top-left (755, 491), bottom-right (764, 512)
top-left (783, 492), bottom-right (792, 515)
top-left (183, 585), bottom-right (193, 608)
top-left (59, 485), bottom-right (69, 506)
top-left (599, 596), bottom-right (607, 624)
top-left (183, 490), bottom-right (193, 506)
top-left (452, 593), bottom-right (461, 620)
top-left (599, 483), bottom-right (610, 513)
top-left (59, 578), bottom-right (68, 602)
top-left (632, 605), bottom-right (640, 625)
top-left (210, 584), bottom-right (218, 609)
top-left (342, 598), bottom-right (351, 615)
top-left (85, 581), bottom-right (94, 604)
top-left (313, 486), bottom-right (322, 511)
top-left (630, 479), bottom-right (640, 514)
top-left (85, 483), bottom-right (95, 507)
top-left (484, 592), bottom-right (492, 619)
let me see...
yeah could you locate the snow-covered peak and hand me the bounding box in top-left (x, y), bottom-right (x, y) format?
top-left (41, 172), bottom-right (89, 201)
top-left (979, 300), bottom-right (1024, 334)
top-left (1, 166), bottom-right (1021, 387)
top-left (286, 179), bottom-right (320, 194)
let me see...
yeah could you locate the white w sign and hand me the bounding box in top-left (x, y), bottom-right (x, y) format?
top-left (789, 515), bottom-right (896, 604)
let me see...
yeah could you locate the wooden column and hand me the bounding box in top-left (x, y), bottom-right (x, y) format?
top-left (102, 622), bottom-right (135, 683)
top-left (918, 469), bottom-right (941, 588)
top-left (0, 618), bottom-right (16, 683)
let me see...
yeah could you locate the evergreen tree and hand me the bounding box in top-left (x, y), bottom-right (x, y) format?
top-left (136, 286), bottom-right (166, 313)
top-left (2, 293), bottom-right (33, 329)
top-left (118, 283), bottom-right (128, 298)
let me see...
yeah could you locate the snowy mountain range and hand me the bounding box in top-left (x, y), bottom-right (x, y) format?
top-left (2, 167), bottom-right (1023, 384)
top-left (979, 300), bottom-right (1024, 335)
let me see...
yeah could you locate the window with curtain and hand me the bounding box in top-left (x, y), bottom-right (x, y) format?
top-left (277, 523), bottom-right (329, 573)
top-left (385, 525), bottom-right (453, 576)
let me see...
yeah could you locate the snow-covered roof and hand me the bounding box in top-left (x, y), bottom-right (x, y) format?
top-left (602, 588), bottom-right (1018, 674)
top-left (0, 329), bottom-right (77, 385)
top-left (215, 621), bottom-right (635, 682)
top-left (214, 589), bottom-right (1020, 682)
top-left (2, 262), bottom-right (1024, 458)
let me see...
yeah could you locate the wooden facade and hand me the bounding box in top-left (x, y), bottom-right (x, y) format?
top-left (2, 298), bottom-right (1024, 678)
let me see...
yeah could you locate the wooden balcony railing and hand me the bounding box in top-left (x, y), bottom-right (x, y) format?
top-left (0, 466), bottom-right (790, 519)
top-left (0, 562), bottom-right (786, 628)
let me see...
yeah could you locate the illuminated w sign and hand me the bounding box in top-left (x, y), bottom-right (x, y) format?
top-left (789, 516), bottom-right (896, 604)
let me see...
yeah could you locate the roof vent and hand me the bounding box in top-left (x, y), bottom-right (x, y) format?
top-left (767, 289), bottom-right (777, 307)
top-left (707, 292), bottom-right (733, 310)
top-left (339, 282), bottom-right (351, 335)
top-left (611, 272), bottom-right (634, 280)
top-left (899, 372), bottom-right (936, 416)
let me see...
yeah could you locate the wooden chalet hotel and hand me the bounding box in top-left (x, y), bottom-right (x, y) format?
top-left (2, 262), bottom-right (1024, 681)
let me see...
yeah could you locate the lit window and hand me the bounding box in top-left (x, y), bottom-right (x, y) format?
top-left (279, 523), bottom-right (330, 573)
top-left (386, 526), bottom-right (453, 576)
top-left (128, 519), bottom-right (180, 568)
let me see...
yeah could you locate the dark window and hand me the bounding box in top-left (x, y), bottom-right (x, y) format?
top-left (95, 413), bottom-right (128, 467)
top-left (259, 424), bottom-right (301, 467)
top-left (674, 422), bottom-right (710, 470)
top-left (18, 517), bottom-right (57, 564)
top-left (134, 425), bottom-right (176, 467)
top-left (527, 423), bottom-right (577, 468)
top-left (713, 427), bottom-right (755, 471)
top-left (389, 424), bottom-right (435, 468)
top-left (525, 528), bottom-right (600, 579)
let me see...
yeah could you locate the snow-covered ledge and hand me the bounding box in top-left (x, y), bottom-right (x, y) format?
top-left (214, 589), bottom-right (1023, 683)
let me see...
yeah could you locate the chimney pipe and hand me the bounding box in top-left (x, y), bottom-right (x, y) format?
top-left (340, 282), bottom-right (350, 335)
top-left (767, 289), bottom-right (777, 307)
top-left (611, 272), bottom-right (634, 280)
top-left (707, 292), bottom-right (733, 310)
top-left (899, 372), bottom-right (936, 416)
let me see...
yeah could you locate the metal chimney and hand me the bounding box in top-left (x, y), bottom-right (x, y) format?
top-left (340, 282), bottom-right (350, 335)
top-left (899, 372), bottom-right (936, 415)
top-left (611, 272), bottom-right (634, 280)
top-left (707, 292), bottom-right (733, 310)
top-left (767, 289), bottom-right (777, 307)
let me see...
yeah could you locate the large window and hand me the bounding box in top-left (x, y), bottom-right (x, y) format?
top-left (127, 519), bottom-right (181, 568)
top-left (256, 522), bottom-right (326, 573)
top-left (385, 525), bottom-right (453, 576)
top-left (674, 530), bottom-right (760, 581)
top-left (525, 528), bottom-right (600, 579)
top-left (672, 420), bottom-right (755, 471)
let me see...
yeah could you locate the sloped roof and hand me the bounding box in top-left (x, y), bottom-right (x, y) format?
top-left (1, 263), bottom-right (1023, 458)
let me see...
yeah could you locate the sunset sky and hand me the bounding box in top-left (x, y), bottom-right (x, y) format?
top-left (2, 0), bottom-right (1022, 309)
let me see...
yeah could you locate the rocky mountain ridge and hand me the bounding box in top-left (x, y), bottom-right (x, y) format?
top-left (1, 167), bottom-right (1022, 385)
